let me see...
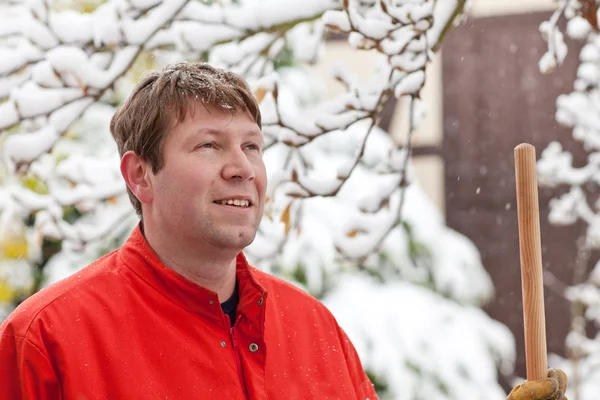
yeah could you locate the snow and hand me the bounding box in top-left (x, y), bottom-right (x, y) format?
top-left (395, 70), bottom-right (425, 97)
top-left (49, 10), bottom-right (94, 44)
top-left (347, 8), bottom-right (394, 41)
top-left (12, 83), bottom-right (83, 118)
top-left (23, 14), bottom-right (59, 49)
top-left (92, 2), bottom-right (122, 47)
top-left (578, 63), bottom-right (600, 84)
top-left (0, 0), bottom-right (522, 398)
top-left (277, 128), bottom-right (310, 146)
top-left (3, 126), bottom-right (59, 164)
top-left (0, 41), bottom-right (43, 76)
top-left (314, 109), bottom-right (369, 131)
top-left (324, 275), bottom-right (514, 399)
top-left (391, 51), bottom-right (428, 72)
top-left (0, 49), bottom-right (28, 76)
top-left (211, 33), bottom-right (278, 66)
top-left (225, 0), bottom-right (338, 31)
top-left (322, 10), bottom-right (351, 33)
top-left (286, 21), bottom-right (324, 63)
top-left (567, 16), bottom-right (591, 40)
top-left (130, 0), bottom-right (163, 9)
top-left (538, 18), bottom-right (568, 74)
top-left (537, 3), bottom-right (600, 397)
top-left (0, 100), bottom-right (19, 130)
top-left (45, 45), bottom-right (139, 89)
top-left (580, 43), bottom-right (600, 62)
top-left (380, 27), bottom-right (417, 55)
top-left (427, 0), bottom-right (457, 48)
top-left (123, 0), bottom-right (188, 45)
top-left (50, 98), bottom-right (94, 133)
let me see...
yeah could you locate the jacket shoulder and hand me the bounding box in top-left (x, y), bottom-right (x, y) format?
top-left (0, 249), bottom-right (123, 337)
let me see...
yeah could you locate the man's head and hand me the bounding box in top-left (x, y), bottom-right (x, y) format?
top-left (111, 62), bottom-right (267, 251)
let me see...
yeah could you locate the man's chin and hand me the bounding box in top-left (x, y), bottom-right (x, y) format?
top-left (210, 228), bottom-right (257, 250)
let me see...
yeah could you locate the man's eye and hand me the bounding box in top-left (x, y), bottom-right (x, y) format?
top-left (246, 144), bottom-right (260, 151)
top-left (198, 143), bottom-right (214, 149)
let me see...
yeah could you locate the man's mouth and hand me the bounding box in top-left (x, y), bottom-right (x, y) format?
top-left (214, 199), bottom-right (251, 208)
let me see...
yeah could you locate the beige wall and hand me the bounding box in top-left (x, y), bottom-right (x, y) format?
top-left (308, 0), bottom-right (557, 215)
top-left (470, 0), bottom-right (556, 17)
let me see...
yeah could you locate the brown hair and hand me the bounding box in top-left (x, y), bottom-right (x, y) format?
top-left (110, 62), bottom-right (262, 217)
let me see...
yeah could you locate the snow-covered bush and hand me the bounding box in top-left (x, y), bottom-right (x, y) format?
top-left (537, 1), bottom-right (600, 398)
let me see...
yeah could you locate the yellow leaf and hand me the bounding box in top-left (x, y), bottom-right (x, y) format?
top-left (2, 236), bottom-right (28, 259)
top-left (280, 202), bottom-right (293, 236)
top-left (23, 174), bottom-right (49, 195)
top-left (0, 280), bottom-right (16, 303)
top-left (255, 87), bottom-right (267, 104)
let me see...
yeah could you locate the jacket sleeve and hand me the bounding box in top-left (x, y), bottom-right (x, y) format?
top-left (0, 323), bottom-right (62, 400)
top-left (335, 323), bottom-right (379, 400)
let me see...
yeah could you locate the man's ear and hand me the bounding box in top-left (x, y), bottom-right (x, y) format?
top-left (120, 150), bottom-right (153, 204)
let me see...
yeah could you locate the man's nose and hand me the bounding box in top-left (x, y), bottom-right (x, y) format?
top-left (222, 149), bottom-right (255, 181)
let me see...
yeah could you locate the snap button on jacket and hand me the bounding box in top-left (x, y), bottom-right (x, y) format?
top-left (0, 225), bottom-right (377, 399)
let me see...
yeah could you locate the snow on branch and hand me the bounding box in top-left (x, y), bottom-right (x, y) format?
top-left (0, 3), bottom-right (517, 396)
top-left (251, 0), bottom-right (466, 263)
top-left (0, 0), bottom-right (342, 251)
top-left (0, 0), bottom-right (470, 300)
top-left (538, 2), bottom-right (600, 397)
top-left (537, 1), bottom-right (600, 248)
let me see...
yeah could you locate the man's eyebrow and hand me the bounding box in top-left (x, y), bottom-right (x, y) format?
top-left (244, 130), bottom-right (264, 142)
top-left (194, 128), bottom-right (222, 136)
top-left (193, 128), bottom-right (264, 143)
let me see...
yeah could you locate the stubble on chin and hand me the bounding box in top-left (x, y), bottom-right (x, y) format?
top-left (202, 223), bottom-right (257, 250)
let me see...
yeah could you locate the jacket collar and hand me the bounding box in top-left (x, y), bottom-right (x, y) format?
top-left (118, 224), bottom-right (268, 326)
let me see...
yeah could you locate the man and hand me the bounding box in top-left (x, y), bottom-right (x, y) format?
top-left (0, 62), bottom-right (567, 399)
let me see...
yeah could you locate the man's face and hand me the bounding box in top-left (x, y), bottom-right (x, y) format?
top-left (146, 101), bottom-right (267, 251)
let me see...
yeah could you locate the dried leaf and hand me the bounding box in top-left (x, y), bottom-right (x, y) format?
top-left (380, 0), bottom-right (388, 14)
top-left (582, 0), bottom-right (599, 32)
top-left (346, 229), bottom-right (367, 237)
top-left (280, 202), bottom-right (292, 236)
top-left (254, 87), bottom-right (267, 104)
top-left (75, 75), bottom-right (88, 95)
top-left (288, 192), bottom-right (308, 199)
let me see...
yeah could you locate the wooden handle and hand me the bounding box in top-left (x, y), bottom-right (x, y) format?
top-left (514, 143), bottom-right (548, 381)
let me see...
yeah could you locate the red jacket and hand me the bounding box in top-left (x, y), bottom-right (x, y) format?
top-left (0, 226), bottom-right (377, 399)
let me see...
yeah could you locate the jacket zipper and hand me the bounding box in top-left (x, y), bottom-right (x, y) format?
top-left (229, 326), bottom-right (250, 400)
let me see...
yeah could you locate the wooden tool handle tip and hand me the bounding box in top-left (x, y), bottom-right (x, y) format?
top-left (515, 143), bottom-right (534, 152)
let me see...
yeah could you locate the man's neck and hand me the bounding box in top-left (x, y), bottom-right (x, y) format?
top-left (141, 222), bottom-right (238, 303)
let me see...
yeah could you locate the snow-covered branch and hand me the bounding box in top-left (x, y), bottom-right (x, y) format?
top-left (538, 2), bottom-right (600, 397)
top-left (0, 2), bottom-right (521, 398)
top-left (0, 0), bottom-right (471, 297)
